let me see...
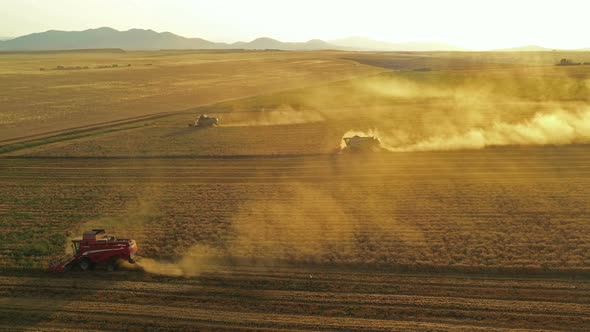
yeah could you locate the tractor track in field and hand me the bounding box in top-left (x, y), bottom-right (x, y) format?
top-left (3, 150), bottom-right (590, 185)
top-left (0, 270), bottom-right (588, 331)
top-left (0, 110), bottom-right (187, 147)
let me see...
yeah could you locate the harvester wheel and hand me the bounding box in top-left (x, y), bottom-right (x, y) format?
top-left (106, 259), bottom-right (119, 272)
top-left (79, 259), bottom-right (92, 271)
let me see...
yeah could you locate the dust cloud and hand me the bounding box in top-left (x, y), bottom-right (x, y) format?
top-left (326, 73), bottom-right (590, 152)
top-left (62, 195), bottom-right (218, 277)
top-left (227, 184), bottom-right (356, 263)
top-left (64, 200), bottom-right (161, 254)
top-left (139, 245), bottom-right (223, 277)
top-left (344, 108), bottom-right (590, 152)
top-left (136, 72), bottom-right (590, 275)
top-left (65, 68), bottom-right (590, 275)
top-left (64, 197), bottom-right (220, 277)
top-left (226, 104), bottom-right (324, 127)
top-left (137, 183), bottom-right (425, 276)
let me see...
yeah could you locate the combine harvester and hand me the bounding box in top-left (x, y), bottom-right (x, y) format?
top-left (49, 229), bottom-right (139, 272)
top-left (189, 114), bottom-right (219, 127)
top-left (340, 135), bottom-right (382, 152)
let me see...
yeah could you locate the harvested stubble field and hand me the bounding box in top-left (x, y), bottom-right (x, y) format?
top-left (0, 269), bottom-right (588, 331)
top-left (1, 50), bottom-right (590, 331)
top-left (2, 150), bottom-right (590, 270)
top-left (0, 50), bottom-right (381, 144)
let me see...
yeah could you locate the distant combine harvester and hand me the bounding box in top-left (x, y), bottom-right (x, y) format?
top-left (189, 114), bottom-right (219, 127)
top-left (556, 58), bottom-right (590, 66)
top-left (339, 135), bottom-right (382, 152)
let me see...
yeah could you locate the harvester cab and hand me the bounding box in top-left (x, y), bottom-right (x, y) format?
top-left (49, 229), bottom-right (139, 273)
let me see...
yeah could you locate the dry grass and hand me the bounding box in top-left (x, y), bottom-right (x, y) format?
top-left (6, 63), bottom-right (590, 157)
top-left (1, 151), bottom-right (589, 272)
top-left (0, 50), bottom-right (382, 143)
top-left (345, 50), bottom-right (590, 70)
top-left (1, 51), bottom-right (590, 331)
top-left (1, 55), bottom-right (590, 272)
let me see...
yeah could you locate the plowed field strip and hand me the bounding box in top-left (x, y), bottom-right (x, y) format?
top-left (0, 325), bottom-right (108, 332)
top-left (4, 283), bottom-right (587, 317)
top-left (4, 274), bottom-right (586, 296)
top-left (0, 272), bottom-right (588, 331)
top-left (0, 297), bottom-right (567, 332)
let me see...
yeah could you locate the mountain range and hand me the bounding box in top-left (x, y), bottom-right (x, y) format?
top-left (0, 27), bottom-right (460, 52)
top-left (0, 27), bottom-right (585, 52)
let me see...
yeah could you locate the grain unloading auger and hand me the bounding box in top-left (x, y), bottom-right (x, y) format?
top-left (49, 229), bottom-right (139, 272)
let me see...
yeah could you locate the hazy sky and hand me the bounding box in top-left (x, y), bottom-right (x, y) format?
top-left (1, 0), bottom-right (589, 49)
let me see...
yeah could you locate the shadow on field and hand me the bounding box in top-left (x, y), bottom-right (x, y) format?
top-left (0, 267), bottom-right (132, 330)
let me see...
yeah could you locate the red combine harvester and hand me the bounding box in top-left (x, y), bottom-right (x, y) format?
top-left (49, 229), bottom-right (139, 272)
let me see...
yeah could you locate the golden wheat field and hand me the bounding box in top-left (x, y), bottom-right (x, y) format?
top-left (0, 50), bottom-right (381, 144)
top-left (1, 50), bottom-right (590, 331)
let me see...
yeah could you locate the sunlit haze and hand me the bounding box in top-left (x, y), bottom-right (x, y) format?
top-left (1, 0), bottom-right (589, 50)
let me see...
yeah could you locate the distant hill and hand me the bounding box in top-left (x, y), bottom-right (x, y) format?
top-left (240, 37), bottom-right (284, 50)
top-left (231, 37), bottom-right (335, 51)
top-left (330, 37), bottom-right (465, 51)
top-left (4, 28), bottom-right (583, 52)
top-left (0, 27), bottom-right (466, 52)
top-left (0, 28), bottom-right (340, 51)
top-left (0, 27), bottom-right (222, 51)
top-left (0, 36), bottom-right (13, 41)
top-left (493, 45), bottom-right (551, 52)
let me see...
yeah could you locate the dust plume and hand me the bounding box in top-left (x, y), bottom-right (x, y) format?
top-left (227, 184), bottom-right (356, 263)
top-left (395, 109), bottom-right (590, 151)
top-left (226, 183), bottom-right (425, 264)
top-left (343, 108), bottom-right (590, 152)
top-left (139, 245), bottom-right (223, 277)
top-left (77, 200), bottom-right (160, 238)
top-left (226, 104), bottom-right (324, 127)
top-left (138, 183), bottom-right (425, 275)
top-left (63, 180), bottom-right (166, 256)
top-left (137, 184), bottom-right (354, 274)
top-left (316, 70), bottom-right (590, 152)
top-left (64, 199), bottom-right (161, 255)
